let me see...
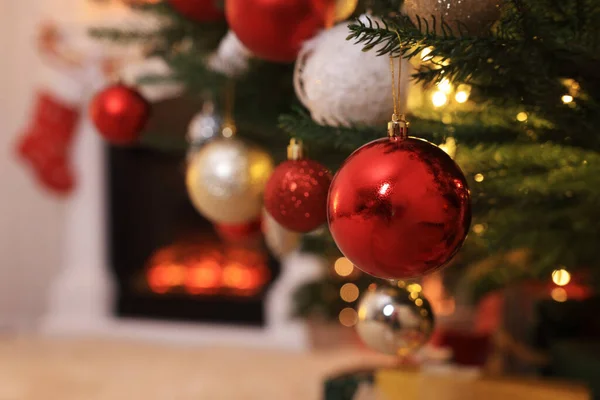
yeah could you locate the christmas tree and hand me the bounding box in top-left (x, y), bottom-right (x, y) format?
top-left (91, 0), bottom-right (600, 323)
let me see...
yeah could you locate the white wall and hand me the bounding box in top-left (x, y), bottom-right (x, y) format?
top-left (0, 0), bottom-right (67, 330)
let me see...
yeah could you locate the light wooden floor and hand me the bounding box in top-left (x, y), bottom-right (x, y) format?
top-left (1, 336), bottom-right (590, 400)
top-left (0, 336), bottom-right (390, 400)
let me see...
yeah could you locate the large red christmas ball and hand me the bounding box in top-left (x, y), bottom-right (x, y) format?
top-left (265, 159), bottom-right (332, 232)
top-left (167, 0), bottom-right (224, 22)
top-left (328, 136), bottom-right (471, 280)
top-left (89, 84), bottom-right (150, 146)
top-left (225, 0), bottom-right (326, 63)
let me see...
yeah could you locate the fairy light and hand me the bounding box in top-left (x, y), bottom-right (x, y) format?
top-left (561, 95), bottom-right (573, 104)
top-left (334, 257), bottom-right (354, 277)
top-left (473, 223), bottom-right (486, 235)
top-left (432, 91), bottom-right (448, 107)
top-left (474, 173), bottom-right (485, 182)
top-left (552, 269), bottom-right (571, 286)
top-left (454, 84), bottom-right (471, 103)
top-left (340, 283), bottom-right (360, 303)
top-left (339, 307), bottom-right (358, 327)
top-left (415, 298), bottom-right (423, 307)
top-left (437, 78), bottom-right (453, 94)
top-left (551, 287), bottom-right (568, 302)
top-left (407, 283), bottom-right (422, 293)
top-left (516, 112), bottom-right (528, 122)
top-left (455, 91), bottom-right (469, 103)
top-left (222, 126), bottom-right (234, 138)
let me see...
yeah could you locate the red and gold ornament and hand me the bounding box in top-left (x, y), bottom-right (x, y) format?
top-left (89, 83), bottom-right (150, 146)
top-left (167, 0), bottom-right (224, 22)
top-left (225, 0), bottom-right (326, 63)
top-left (264, 139), bottom-right (332, 233)
top-left (327, 118), bottom-right (471, 280)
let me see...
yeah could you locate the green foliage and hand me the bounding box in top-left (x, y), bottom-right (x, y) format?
top-left (348, 0), bottom-right (600, 151)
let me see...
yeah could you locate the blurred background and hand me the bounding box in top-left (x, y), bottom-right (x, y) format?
top-left (1, 0), bottom-right (599, 399)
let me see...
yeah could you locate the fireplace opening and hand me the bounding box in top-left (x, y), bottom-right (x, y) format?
top-left (107, 126), bottom-right (280, 327)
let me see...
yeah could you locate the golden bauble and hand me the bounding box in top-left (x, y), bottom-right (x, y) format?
top-left (403, 0), bottom-right (501, 35)
top-left (262, 209), bottom-right (301, 259)
top-left (334, 0), bottom-right (358, 21)
top-left (356, 284), bottom-right (434, 356)
top-left (186, 137), bottom-right (274, 224)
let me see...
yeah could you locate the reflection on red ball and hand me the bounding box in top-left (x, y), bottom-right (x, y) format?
top-left (328, 136), bottom-right (471, 280)
top-left (265, 159), bottom-right (332, 232)
top-left (225, 0), bottom-right (325, 62)
top-left (167, 0), bottom-right (224, 22)
top-left (89, 84), bottom-right (149, 146)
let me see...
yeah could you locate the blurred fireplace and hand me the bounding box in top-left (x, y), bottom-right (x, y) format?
top-left (107, 100), bottom-right (280, 326)
top-left (42, 91), bottom-right (316, 349)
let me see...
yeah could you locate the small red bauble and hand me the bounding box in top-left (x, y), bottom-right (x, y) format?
top-left (328, 135), bottom-right (471, 280)
top-left (225, 0), bottom-right (325, 63)
top-left (89, 84), bottom-right (150, 146)
top-left (167, 0), bottom-right (224, 22)
top-left (265, 159), bottom-right (332, 233)
top-left (214, 219), bottom-right (262, 242)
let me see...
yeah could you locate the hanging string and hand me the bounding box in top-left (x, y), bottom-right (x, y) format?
top-left (389, 31), bottom-right (404, 122)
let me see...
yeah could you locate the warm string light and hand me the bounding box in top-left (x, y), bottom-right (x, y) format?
top-left (339, 307), bottom-right (358, 327)
top-left (552, 268), bottom-right (571, 286)
top-left (432, 91), bottom-right (448, 107)
top-left (516, 112), bottom-right (528, 122)
top-left (334, 257), bottom-right (354, 277)
top-left (562, 78), bottom-right (580, 106)
top-left (561, 95), bottom-right (573, 104)
top-left (474, 173), bottom-right (485, 182)
top-left (473, 223), bottom-right (486, 235)
top-left (340, 283), bottom-right (360, 302)
top-left (430, 80), bottom-right (471, 108)
top-left (551, 287), bottom-right (568, 302)
top-left (437, 78), bottom-right (452, 94)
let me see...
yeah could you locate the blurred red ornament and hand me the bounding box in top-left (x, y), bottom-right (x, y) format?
top-left (225, 0), bottom-right (325, 62)
top-left (327, 134), bottom-right (471, 280)
top-left (265, 159), bottom-right (332, 233)
top-left (167, 0), bottom-right (224, 22)
top-left (89, 84), bottom-right (150, 146)
top-left (214, 219), bottom-right (262, 242)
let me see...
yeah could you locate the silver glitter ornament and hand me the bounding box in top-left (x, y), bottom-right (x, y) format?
top-left (186, 137), bottom-right (274, 224)
top-left (187, 99), bottom-right (222, 151)
top-left (356, 284), bottom-right (434, 356)
top-left (403, 0), bottom-right (501, 35)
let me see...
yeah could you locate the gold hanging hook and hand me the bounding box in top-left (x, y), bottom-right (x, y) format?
top-left (388, 31), bottom-right (408, 139)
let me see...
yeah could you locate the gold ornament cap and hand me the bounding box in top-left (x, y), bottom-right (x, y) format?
top-left (388, 115), bottom-right (409, 139)
top-left (287, 138), bottom-right (305, 161)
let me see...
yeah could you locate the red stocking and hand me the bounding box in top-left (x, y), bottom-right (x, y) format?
top-left (16, 91), bottom-right (80, 194)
